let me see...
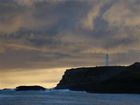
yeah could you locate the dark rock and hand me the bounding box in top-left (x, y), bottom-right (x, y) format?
top-left (56, 62), bottom-right (140, 93)
top-left (2, 88), bottom-right (12, 91)
top-left (15, 86), bottom-right (46, 91)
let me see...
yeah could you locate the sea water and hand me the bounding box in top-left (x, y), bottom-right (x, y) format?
top-left (0, 90), bottom-right (140, 105)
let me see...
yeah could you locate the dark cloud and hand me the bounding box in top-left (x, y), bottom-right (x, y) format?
top-left (0, 0), bottom-right (140, 70)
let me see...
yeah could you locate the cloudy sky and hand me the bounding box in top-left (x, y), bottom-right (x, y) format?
top-left (0, 0), bottom-right (140, 88)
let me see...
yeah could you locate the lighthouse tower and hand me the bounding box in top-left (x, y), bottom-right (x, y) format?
top-left (105, 54), bottom-right (109, 66)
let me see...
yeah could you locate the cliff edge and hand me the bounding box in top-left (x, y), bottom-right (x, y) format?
top-left (56, 62), bottom-right (140, 93)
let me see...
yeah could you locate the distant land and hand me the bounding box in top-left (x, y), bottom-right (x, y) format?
top-left (56, 62), bottom-right (140, 93)
top-left (1, 62), bottom-right (140, 93)
top-left (15, 86), bottom-right (46, 91)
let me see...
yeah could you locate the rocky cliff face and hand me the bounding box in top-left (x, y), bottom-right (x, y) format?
top-left (56, 62), bottom-right (140, 93)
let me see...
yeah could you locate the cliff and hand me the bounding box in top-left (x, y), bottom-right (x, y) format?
top-left (56, 62), bottom-right (140, 93)
top-left (15, 86), bottom-right (46, 91)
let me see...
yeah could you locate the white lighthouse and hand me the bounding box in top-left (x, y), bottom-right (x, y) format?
top-left (105, 54), bottom-right (109, 66)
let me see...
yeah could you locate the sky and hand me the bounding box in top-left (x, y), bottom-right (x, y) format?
top-left (0, 0), bottom-right (140, 89)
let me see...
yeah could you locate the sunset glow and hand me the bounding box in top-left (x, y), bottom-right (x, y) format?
top-left (0, 0), bottom-right (139, 89)
top-left (0, 68), bottom-right (67, 89)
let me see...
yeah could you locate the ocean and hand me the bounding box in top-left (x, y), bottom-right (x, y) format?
top-left (0, 90), bottom-right (140, 105)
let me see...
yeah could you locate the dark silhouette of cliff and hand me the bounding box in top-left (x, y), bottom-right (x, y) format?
top-left (15, 86), bottom-right (46, 91)
top-left (56, 62), bottom-right (140, 93)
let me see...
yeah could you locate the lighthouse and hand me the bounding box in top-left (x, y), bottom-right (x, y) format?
top-left (105, 54), bottom-right (109, 66)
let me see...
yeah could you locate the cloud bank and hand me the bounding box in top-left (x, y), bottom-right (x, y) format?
top-left (0, 0), bottom-right (139, 70)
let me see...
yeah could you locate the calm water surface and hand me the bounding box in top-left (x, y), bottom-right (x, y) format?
top-left (0, 90), bottom-right (140, 105)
